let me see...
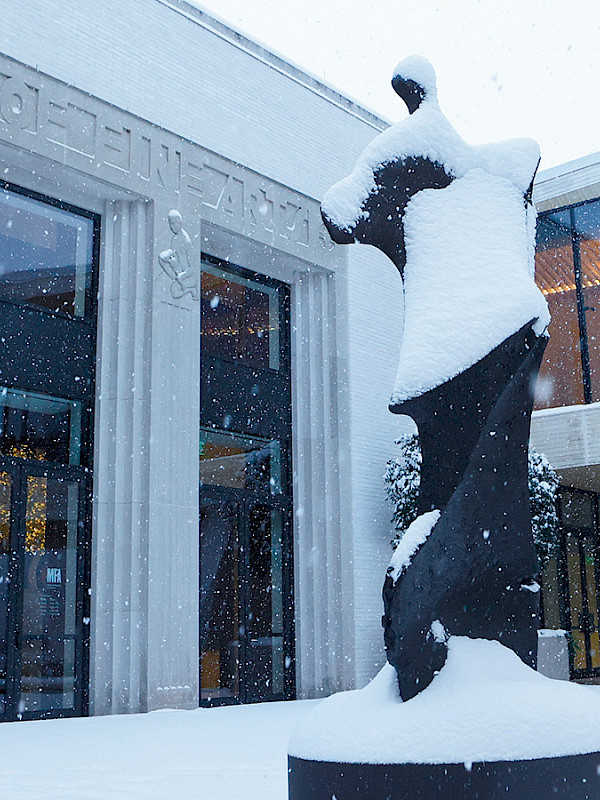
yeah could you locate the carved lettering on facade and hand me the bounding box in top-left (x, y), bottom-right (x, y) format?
top-left (0, 58), bottom-right (324, 256)
top-left (249, 188), bottom-right (274, 231)
top-left (138, 136), bottom-right (151, 180)
top-left (318, 224), bottom-right (335, 251)
top-left (0, 77), bottom-right (37, 131)
top-left (185, 157), bottom-right (203, 199)
top-left (100, 124), bottom-right (131, 172)
top-left (202, 165), bottom-right (228, 208)
top-left (203, 165), bottom-right (243, 218)
top-left (46, 100), bottom-right (97, 157)
top-left (155, 144), bottom-right (181, 191)
top-left (69, 104), bottom-right (97, 157)
top-left (45, 99), bottom-right (67, 144)
top-left (277, 201), bottom-right (309, 245)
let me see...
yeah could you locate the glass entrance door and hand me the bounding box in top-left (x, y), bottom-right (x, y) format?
top-left (563, 528), bottom-right (600, 676)
top-left (559, 489), bottom-right (600, 678)
top-left (199, 487), bottom-right (292, 704)
top-left (200, 257), bottom-right (294, 705)
top-left (0, 460), bottom-right (87, 719)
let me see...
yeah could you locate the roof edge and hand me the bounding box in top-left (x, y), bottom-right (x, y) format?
top-left (158, 0), bottom-right (389, 132)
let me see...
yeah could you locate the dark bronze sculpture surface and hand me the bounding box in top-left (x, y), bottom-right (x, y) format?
top-left (321, 60), bottom-right (547, 701)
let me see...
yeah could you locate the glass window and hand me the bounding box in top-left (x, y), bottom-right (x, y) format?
top-left (20, 477), bottom-right (79, 712)
top-left (247, 504), bottom-right (284, 699)
top-left (561, 489), bottom-right (595, 529)
top-left (200, 428), bottom-right (282, 495)
top-left (573, 201), bottom-right (600, 403)
top-left (200, 498), bottom-right (241, 702)
top-left (535, 212), bottom-right (585, 408)
top-left (201, 261), bottom-right (281, 370)
top-left (0, 388), bottom-right (82, 466)
top-left (0, 187), bottom-right (94, 318)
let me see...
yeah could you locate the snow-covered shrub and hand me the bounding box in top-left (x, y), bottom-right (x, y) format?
top-left (383, 434), bottom-right (421, 535)
top-left (384, 434), bottom-right (560, 569)
top-left (528, 447), bottom-right (561, 567)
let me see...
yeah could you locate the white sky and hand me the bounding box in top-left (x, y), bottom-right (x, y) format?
top-left (192, 0), bottom-right (600, 172)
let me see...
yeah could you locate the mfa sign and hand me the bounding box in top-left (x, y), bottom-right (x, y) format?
top-left (0, 58), bottom-right (332, 264)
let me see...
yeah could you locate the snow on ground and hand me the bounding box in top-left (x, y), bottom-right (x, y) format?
top-left (0, 698), bottom-right (318, 800)
top-left (5, 654), bottom-right (600, 799)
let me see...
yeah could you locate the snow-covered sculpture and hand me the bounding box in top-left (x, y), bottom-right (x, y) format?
top-left (321, 56), bottom-right (550, 701)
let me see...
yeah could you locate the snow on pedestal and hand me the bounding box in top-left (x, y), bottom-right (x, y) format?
top-left (289, 636), bottom-right (600, 766)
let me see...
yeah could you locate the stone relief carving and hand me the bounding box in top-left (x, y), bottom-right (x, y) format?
top-left (158, 210), bottom-right (199, 301)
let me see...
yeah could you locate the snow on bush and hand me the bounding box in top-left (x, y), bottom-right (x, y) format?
top-left (384, 433), bottom-right (560, 569)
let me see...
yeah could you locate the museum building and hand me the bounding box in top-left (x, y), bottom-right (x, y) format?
top-left (0, 0), bottom-right (598, 724)
top-left (0, 0), bottom-right (412, 720)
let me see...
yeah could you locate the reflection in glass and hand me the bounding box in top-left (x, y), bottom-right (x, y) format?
top-left (200, 499), bottom-right (240, 702)
top-left (561, 489), bottom-right (595, 529)
top-left (247, 505), bottom-right (284, 699)
top-left (200, 428), bottom-right (281, 495)
top-left (582, 536), bottom-right (600, 670)
top-left (573, 202), bottom-right (600, 402)
top-left (201, 261), bottom-right (280, 370)
top-left (0, 472), bottom-right (10, 713)
top-left (20, 477), bottom-right (78, 712)
top-left (0, 187), bottom-right (94, 317)
top-left (535, 212), bottom-right (585, 408)
top-left (565, 535), bottom-right (586, 672)
top-left (0, 388), bottom-right (81, 465)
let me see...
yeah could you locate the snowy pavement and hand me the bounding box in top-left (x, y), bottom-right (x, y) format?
top-left (4, 679), bottom-right (600, 799)
top-left (0, 699), bottom-right (319, 800)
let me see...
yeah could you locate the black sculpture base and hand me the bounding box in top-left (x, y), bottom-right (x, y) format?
top-left (288, 752), bottom-right (600, 799)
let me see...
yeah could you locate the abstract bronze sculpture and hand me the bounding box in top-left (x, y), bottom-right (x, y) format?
top-left (289, 58), bottom-right (600, 800)
top-left (321, 55), bottom-right (549, 700)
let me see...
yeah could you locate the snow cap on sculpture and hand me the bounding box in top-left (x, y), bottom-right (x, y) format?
top-left (391, 55), bottom-right (438, 111)
top-left (321, 55), bottom-right (549, 405)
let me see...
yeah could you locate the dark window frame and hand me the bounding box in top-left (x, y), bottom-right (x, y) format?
top-left (0, 182), bottom-right (99, 721)
top-left (554, 486), bottom-right (600, 679)
top-left (199, 254), bottom-right (295, 706)
top-left (0, 180), bottom-right (100, 327)
top-left (537, 197), bottom-right (600, 405)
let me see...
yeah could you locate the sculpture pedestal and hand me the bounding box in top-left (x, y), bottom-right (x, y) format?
top-left (288, 638), bottom-right (600, 800)
top-left (288, 752), bottom-right (600, 799)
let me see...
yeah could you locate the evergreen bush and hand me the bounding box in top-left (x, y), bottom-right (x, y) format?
top-left (384, 433), bottom-right (560, 569)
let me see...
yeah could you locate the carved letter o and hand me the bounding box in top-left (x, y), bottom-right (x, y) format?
top-left (0, 78), bottom-right (34, 128)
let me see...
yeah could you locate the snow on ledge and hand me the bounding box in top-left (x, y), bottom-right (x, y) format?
top-left (288, 637), bottom-right (600, 765)
top-left (538, 628), bottom-right (567, 638)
